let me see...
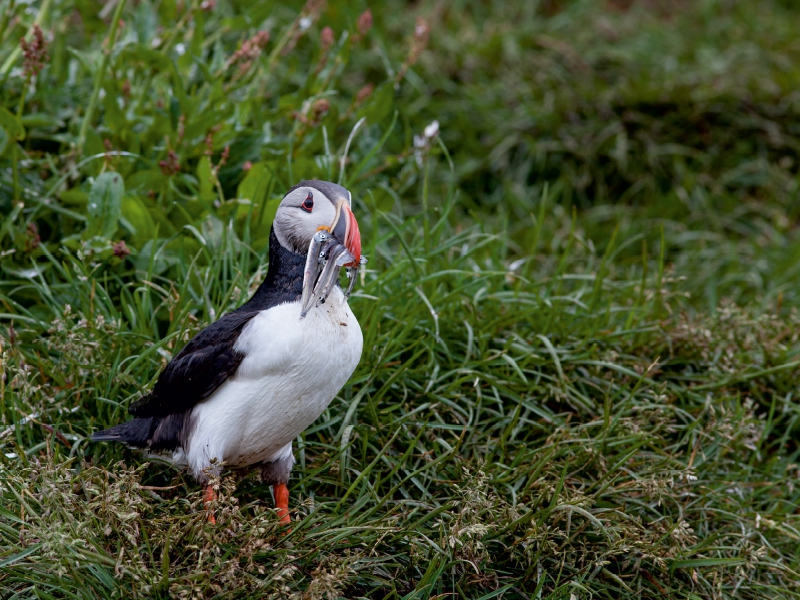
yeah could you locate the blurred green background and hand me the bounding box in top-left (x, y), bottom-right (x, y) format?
top-left (1, 0), bottom-right (800, 598)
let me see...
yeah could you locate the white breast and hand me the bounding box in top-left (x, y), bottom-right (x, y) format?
top-left (179, 288), bottom-right (362, 480)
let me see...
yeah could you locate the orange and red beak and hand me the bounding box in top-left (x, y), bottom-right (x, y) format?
top-left (330, 200), bottom-right (361, 267)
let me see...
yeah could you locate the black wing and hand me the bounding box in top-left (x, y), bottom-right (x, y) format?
top-left (128, 309), bottom-right (259, 418)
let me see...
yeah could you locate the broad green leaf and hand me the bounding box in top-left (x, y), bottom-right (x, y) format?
top-left (84, 127), bottom-right (106, 173)
top-left (86, 172), bottom-right (125, 240)
top-left (133, 0), bottom-right (159, 45)
top-left (201, 214), bottom-right (225, 248)
top-left (19, 113), bottom-right (64, 129)
top-left (196, 156), bottom-right (216, 204)
top-left (60, 188), bottom-right (88, 206)
top-left (292, 157), bottom-right (323, 181)
top-left (0, 125), bottom-right (8, 156)
top-left (126, 169), bottom-right (165, 194)
top-left (260, 196), bottom-right (282, 229)
top-left (103, 87), bottom-right (127, 134)
top-left (236, 162), bottom-right (272, 206)
top-left (121, 195), bottom-right (156, 245)
top-left (190, 5), bottom-right (206, 55)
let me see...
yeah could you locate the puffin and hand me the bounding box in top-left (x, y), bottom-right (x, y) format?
top-left (92, 180), bottom-right (365, 524)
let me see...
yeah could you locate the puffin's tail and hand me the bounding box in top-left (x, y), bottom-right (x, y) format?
top-left (91, 417), bottom-right (156, 448)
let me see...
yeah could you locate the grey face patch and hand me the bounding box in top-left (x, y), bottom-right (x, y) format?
top-left (273, 181), bottom-right (351, 254)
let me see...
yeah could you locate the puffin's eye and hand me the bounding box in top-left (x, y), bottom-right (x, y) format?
top-left (301, 193), bottom-right (314, 213)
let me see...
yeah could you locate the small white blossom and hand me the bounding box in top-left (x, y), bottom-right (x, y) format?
top-left (175, 43), bottom-right (186, 56)
top-left (413, 120), bottom-right (441, 166)
top-left (424, 120), bottom-right (439, 138)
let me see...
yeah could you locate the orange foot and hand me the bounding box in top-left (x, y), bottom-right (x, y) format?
top-left (273, 483), bottom-right (291, 524)
top-left (203, 483), bottom-right (217, 524)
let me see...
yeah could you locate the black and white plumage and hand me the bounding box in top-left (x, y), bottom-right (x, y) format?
top-left (92, 180), bottom-right (364, 521)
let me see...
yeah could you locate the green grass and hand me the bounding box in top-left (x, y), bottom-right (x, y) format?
top-left (1, 0), bottom-right (800, 598)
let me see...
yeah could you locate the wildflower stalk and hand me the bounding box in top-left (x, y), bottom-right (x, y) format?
top-left (422, 155), bottom-right (430, 253)
top-left (77, 0), bottom-right (127, 154)
top-left (11, 83), bottom-right (27, 200)
top-left (316, 38), bottom-right (348, 94)
top-left (12, 21), bottom-right (49, 200)
top-left (0, 0), bottom-right (52, 80)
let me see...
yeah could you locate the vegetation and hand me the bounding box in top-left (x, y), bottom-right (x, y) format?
top-left (1, 0), bottom-right (800, 597)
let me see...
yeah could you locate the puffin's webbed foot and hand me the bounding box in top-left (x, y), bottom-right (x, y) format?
top-left (273, 483), bottom-right (291, 525)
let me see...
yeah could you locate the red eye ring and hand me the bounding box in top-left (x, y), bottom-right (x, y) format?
top-left (301, 193), bottom-right (314, 213)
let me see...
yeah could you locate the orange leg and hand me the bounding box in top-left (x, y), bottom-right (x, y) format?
top-left (203, 484), bottom-right (217, 524)
top-left (273, 483), bottom-right (291, 524)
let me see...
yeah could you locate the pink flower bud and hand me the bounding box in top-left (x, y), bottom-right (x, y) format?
top-left (356, 83), bottom-right (374, 103)
top-left (357, 10), bottom-right (372, 36)
top-left (320, 26), bottom-right (334, 51)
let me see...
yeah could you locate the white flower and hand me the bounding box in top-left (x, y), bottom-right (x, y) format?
top-left (424, 120), bottom-right (439, 139)
top-left (508, 258), bottom-right (525, 272)
top-left (413, 120), bottom-right (441, 167)
top-left (299, 17), bottom-right (312, 30)
top-left (175, 43), bottom-right (186, 56)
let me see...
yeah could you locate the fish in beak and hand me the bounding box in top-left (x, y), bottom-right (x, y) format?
top-left (300, 200), bottom-right (365, 318)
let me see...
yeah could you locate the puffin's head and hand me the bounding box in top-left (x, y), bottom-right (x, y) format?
top-left (273, 180), bottom-right (361, 267)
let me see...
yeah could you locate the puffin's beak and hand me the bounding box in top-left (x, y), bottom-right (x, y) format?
top-left (329, 200), bottom-right (361, 267)
top-left (300, 200), bottom-right (363, 318)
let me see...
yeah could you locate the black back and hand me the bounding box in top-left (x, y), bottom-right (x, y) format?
top-left (93, 227), bottom-right (306, 449)
top-left (130, 227), bottom-right (305, 418)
